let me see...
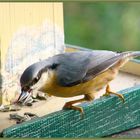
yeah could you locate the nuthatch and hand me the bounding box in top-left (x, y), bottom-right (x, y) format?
top-left (17, 50), bottom-right (140, 116)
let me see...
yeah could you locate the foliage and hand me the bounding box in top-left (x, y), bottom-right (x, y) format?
top-left (64, 2), bottom-right (140, 52)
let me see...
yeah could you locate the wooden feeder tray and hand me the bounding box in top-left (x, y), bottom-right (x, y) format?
top-left (0, 45), bottom-right (140, 138)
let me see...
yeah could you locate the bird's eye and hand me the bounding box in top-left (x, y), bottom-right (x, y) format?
top-left (34, 77), bottom-right (38, 83)
top-left (30, 77), bottom-right (39, 86)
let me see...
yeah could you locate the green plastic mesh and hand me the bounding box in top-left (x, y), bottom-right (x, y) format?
top-left (1, 86), bottom-right (140, 138)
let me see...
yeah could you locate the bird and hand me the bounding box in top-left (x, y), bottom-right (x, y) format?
top-left (17, 50), bottom-right (140, 116)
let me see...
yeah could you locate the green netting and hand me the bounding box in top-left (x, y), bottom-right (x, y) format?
top-left (1, 86), bottom-right (140, 138)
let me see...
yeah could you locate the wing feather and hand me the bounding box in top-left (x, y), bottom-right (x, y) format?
top-left (55, 51), bottom-right (120, 87)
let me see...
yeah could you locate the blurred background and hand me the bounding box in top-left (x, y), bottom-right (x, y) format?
top-left (64, 2), bottom-right (140, 52)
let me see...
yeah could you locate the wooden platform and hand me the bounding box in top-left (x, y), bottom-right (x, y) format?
top-left (0, 71), bottom-right (140, 133)
top-left (1, 45), bottom-right (140, 137)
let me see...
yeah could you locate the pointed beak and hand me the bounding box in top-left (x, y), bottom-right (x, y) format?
top-left (17, 91), bottom-right (30, 102)
top-left (16, 90), bottom-right (33, 105)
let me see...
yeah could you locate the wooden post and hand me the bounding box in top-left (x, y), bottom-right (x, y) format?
top-left (0, 2), bottom-right (64, 105)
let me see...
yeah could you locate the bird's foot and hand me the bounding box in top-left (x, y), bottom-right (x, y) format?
top-left (104, 84), bottom-right (125, 103)
top-left (63, 102), bottom-right (84, 119)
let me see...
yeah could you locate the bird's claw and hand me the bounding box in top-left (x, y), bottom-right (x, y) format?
top-left (104, 91), bottom-right (125, 103)
top-left (63, 103), bottom-right (84, 119)
top-left (104, 85), bottom-right (125, 103)
top-left (117, 94), bottom-right (125, 103)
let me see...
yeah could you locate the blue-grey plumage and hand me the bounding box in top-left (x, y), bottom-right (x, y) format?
top-left (20, 51), bottom-right (116, 87)
top-left (18, 50), bottom-right (140, 115)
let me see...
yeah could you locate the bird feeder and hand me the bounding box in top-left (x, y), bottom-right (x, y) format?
top-left (0, 2), bottom-right (140, 138)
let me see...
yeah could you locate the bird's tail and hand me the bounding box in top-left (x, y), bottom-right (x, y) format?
top-left (111, 51), bottom-right (140, 69)
top-left (128, 51), bottom-right (140, 58)
top-left (121, 51), bottom-right (140, 59)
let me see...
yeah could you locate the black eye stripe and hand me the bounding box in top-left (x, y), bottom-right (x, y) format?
top-left (22, 86), bottom-right (30, 92)
top-left (49, 63), bottom-right (59, 69)
top-left (34, 77), bottom-right (38, 82)
top-left (30, 77), bottom-right (39, 86)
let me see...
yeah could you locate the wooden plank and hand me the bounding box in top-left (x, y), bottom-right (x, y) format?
top-left (0, 44), bottom-right (140, 133)
top-left (1, 85), bottom-right (140, 138)
top-left (120, 59), bottom-right (140, 76)
top-left (0, 71), bottom-right (139, 133)
top-left (1, 44), bottom-right (140, 136)
top-left (0, 2), bottom-right (64, 105)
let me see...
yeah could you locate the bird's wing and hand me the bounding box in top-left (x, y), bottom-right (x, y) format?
top-left (55, 51), bottom-right (121, 87)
